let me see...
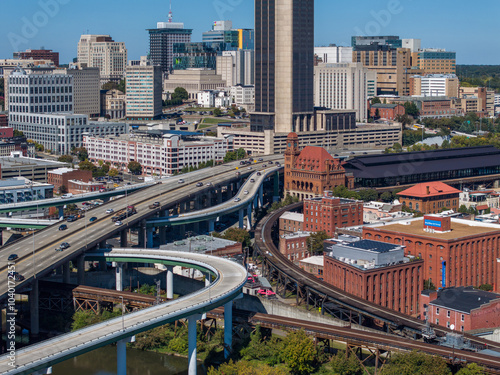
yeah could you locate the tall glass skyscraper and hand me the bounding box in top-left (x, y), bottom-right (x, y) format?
top-left (251, 0), bottom-right (315, 134)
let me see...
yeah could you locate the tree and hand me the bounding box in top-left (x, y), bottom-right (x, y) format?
top-left (455, 363), bottom-right (487, 375)
top-left (127, 161), bottom-right (142, 175)
top-left (458, 205), bottom-right (469, 214)
top-left (117, 79), bottom-right (126, 93)
top-left (58, 155), bottom-right (73, 163)
top-left (213, 108), bottom-right (222, 117)
top-left (236, 148), bottom-right (246, 159)
top-left (73, 147), bottom-right (88, 161)
top-left (58, 185), bottom-right (68, 195)
top-left (108, 168), bottom-right (119, 177)
top-left (375, 108), bottom-right (380, 119)
top-left (219, 227), bottom-right (251, 248)
top-left (328, 351), bottom-right (364, 375)
top-left (404, 101), bottom-right (420, 117)
top-left (281, 329), bottom-right (317, 375)
top-left (381, 191), bottom-right (394, 203)
top-left (13, 130), bottom-right (24, 137)
top-left (172, 87), bottom-right (189, 101)
top-left (379, 351), bottom-right (451, 375)
top-left (371, 97), bottom-right (381, 104)
top-left (78, 160), bottom-right (96, 173)
top-left (357, 189), bottom-right (379, 202)
top-left (478, 284), bottom-right (493, 291)
top-left (424, 279), bottom-right (436, 290)
top-left (101, 81), bottom-right (119, 91)
top-left (307, 231), bottom-right (329, 255)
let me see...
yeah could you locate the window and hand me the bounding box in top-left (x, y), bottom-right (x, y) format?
top-left (436, 308), bottom-right (440, 315)
top-left (461, 314), bottom-right (464, 322)
top-left (436, 318), bottom-right (439, 324)
top-left (447, 311), bottom-right (450, 318)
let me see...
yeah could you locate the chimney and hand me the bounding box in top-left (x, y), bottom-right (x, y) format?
top-left (426, 186), bottom-right (430, 195)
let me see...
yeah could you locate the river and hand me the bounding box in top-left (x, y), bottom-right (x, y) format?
top-left (52, 345), bottom-right (207, 375)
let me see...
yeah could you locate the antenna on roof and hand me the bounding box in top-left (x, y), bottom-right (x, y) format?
top-left (168, 0), bottom-right (173, 22)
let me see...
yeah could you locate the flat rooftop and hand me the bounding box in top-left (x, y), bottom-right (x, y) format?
top-left (280, 212), bottom-right (304, 222)
top-left (0, 156), bottom-right (68, 169)
top-left (373, 218), bottom-right (500, 240)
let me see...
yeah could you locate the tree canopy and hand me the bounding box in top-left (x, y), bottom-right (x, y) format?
top-left (127, 161), bottom-right (142, 175)
top-left (58, 155), bottom-right (74, 164)
top-left (172, 87), bottom-right (189, 101)
top-left (379, 351), bottom-right (451, 375)
top-left (307, 231), bottom-right (329, 255)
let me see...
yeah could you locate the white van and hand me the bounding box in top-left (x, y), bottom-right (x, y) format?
top-left (61, 193), bottom-right (74, 199)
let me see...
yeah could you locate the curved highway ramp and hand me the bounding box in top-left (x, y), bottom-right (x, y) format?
top-left (0, 249), bottom-right (247, 375)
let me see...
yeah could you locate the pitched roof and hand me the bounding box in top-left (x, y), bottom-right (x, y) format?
top-left (430, 286), bottom-right (500, 314)
top-left (294, 146), bottom-right (335, 172)
top-left (397, 181), bottom-right (461, 198)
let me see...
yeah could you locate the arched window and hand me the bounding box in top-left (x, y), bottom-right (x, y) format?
top-left (409, 202), bottom-right (413, 209)
top-left (415, 203), bottom-right (420, 211)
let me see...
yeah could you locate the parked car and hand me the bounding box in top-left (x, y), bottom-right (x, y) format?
top-left (58, 224), bottom-right (67, 231)
top-left (89, 217), bottom-right (97, 222)
top-left (8, 254), bottom-right (18, 261)
top-left (258, 158), bottom-right (264, 161)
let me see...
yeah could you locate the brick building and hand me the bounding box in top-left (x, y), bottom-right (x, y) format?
top-left (47, 168), bottom-right (93, 194)
top-left (0, 114), bottom-right (8, 128)
top-left (369, 103), bottom-right (405, 120)
top-left (278, 232), bottom-right (310, 263)
top-left (363, 216), bottom-right (500, 292)
top-left (0, 128), bottom-right (14, 139)
top-left (284, 132), bottom-right (353, 200)
top-left (324, 239), bottom-right (424, 316)
top-left (15, 49), bottom-right (59, 66)
top-left (421, 287), bottom-right (500, 332)
top-left (299, 256), bottom-right (324, 279)
top-left (67, 180), bottom-right (104, 194)
top-left (397, 181), bottom-right (461, 214)
top-left (279, 211), bottom-right (304, 236)
top-left (304, 191), bottom-right (363, 237)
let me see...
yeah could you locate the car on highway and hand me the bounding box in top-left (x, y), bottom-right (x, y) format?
top-left (149, 202), bottom-right (160, 209)
top-left (115, 221), bottom-right (123, 226)
top-left (8, 254), bottom-right (18, 261)
top-left (196, 182), bottom-right (203, 187)
top-left (178, 179), bottom-right (185, 184)
top-left (66, 215), bottom-right (77, 222)
top-left (262, 164), bottom-right (267, 168)
top-left (258, 158), bottom-right (264, 161)
top-left (60, 242), bottom-right (70, 249)
top-left (244, 190), bottom-right (249, 195)
top-left (206, 182), bottom-right (212, 186)
top-left (250, 179), bottom-right (255, 183)
top-left (12, 272), bottom-right (24, 282)
top-left (234, 198), bottom-right (241, 202)
top-left (247, 166), bottom-right (252, 170)
top-left (276, 162), bottom-right (281, 167)
top-left (89, 217), bottom-right (97, 222)
top-left (268, 161), bottom-right (273, 164)
top-left (58, 224), bottom-right (67, 231)
top-left (257, 172), bottom-right (261, 176)
top-left (106, 208), bottom-right (114, 214)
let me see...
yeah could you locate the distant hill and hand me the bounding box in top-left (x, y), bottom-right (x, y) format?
top-left (457, 65), bottom-right (500, 92)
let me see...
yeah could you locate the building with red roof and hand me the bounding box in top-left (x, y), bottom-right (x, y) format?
top-left (284, 133), bottom-right (353, 199)
top-left (397, 181), bottom-right (461, 214)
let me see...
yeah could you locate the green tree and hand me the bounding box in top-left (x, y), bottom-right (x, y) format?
top-left (357, 189), bottom-right (379, 202)
top-left (172, 87), bottom-right (189, 101)
top-left (73, 147), bottom-right (88, 161)
top-left (213, 108), bottom-right (222, 117)
top-left (371, 97), bottom-right (381, 104)
top-left (108, 168), bottom-right (119, 177)
top-left (307, 231), bottom-right (329, 255)
top-left (281, 329), bottom-right (317, 375)
top-left (424, 279), bottom-right (436, 290)
top-left (208, 360), bottom-right (287, 375)
top-left (477, 284), bottom-right (493, 291)
top-left (375, 108), bottom-right (380, 119)
top-left (404, 101), bottom-right (420, 117)
top-left (380, 191), bottom-right (394, 203)
top-left (127, 161), bottom-right (142, 175)
top-left (78, 160), bottom-right (96, 173)
top-left (218, 227), bottom-right (251, 248)
top-left (117, 79), bottom-right (126, 93)
top-left (328, 351), bottom-right (364, 375)
top-left (13, 130), bottom-right (24, 137)
top-left (456, 363), bottom-right (487, 375)
top-left (236, 148), bottom-right (246, 159)
top-left (458, 205), bottom-right (469, 214)
top-left (58, 155), bottom-right (73, 163)
top-left (379, 351), bottom-right (451, 375)
top-left (58, 185), bottom-right (68, 195)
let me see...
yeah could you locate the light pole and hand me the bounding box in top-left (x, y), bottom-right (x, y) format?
top-left (120, 296), bottom-right (125, 331)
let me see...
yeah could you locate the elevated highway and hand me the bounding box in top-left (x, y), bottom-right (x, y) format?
top-left (0, 248), bottom-right (247, 375)
top-left (0, 218), bottom-right (61, 229)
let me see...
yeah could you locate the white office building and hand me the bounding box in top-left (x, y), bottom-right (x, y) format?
top-left (314, 46), bottom-right (353, 64)
top-left (60, 65), bottom-right (101, 117)
top-left (314, 63), bottom-right (377, 122)
top-left (230, 84), bottom-right (255, 107)
top-left (125, 65), bottom-right (163, 120)
top-left (197, 90), bottom-right (232, 108)
top-left (411, 74), bottom-right (459, 97)
top-left (402, 39), bottom-right (421, 53)
top-left (216, 50), bottom-right (254, 87)
top-left (77, 35), bottom-right (127, 84)
top-left (84, 133), bottom-right (234, 176)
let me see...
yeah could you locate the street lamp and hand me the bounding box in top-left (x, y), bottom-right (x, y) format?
top-left (120, 296), bottom-right (125, 331)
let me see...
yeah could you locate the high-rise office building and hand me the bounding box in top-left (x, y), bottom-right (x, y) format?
top-left (314, 46), bottom-right (353, 64)
top-left (125, 65), bottom-right (163, 120)
top-left (202, 20), bottom-right (254, 50)
top-left (60, 65), bottom-right (101, 117)
top-left (77, 35), bottom-right (127, 84)
top-left (252, 0), bottom-right (314, 133)
top-left (14, 49), bottom-right (59, 66)
top-left (148, 8), bottom-right (192, 75)
top-left (417, 49), bottom-right (456, 75)
top-left (217, 50), bottom-right (254, 86)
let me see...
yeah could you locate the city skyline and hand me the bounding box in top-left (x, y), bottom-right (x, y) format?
top-left (0, 0), bottom-right (498, 65)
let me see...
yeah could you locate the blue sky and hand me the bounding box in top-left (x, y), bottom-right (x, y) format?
top-left (0, 0), bottom-right (498, 65)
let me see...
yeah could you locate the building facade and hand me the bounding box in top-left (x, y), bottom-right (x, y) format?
top-left (303, 192), bottom-right (363, 237)
top-left (284, 132), bottom-right (353, 199)
top-left (324, 238), bottom-right (423, 316)
top-left (369, 103), bottom-right (405, 120)
top-left (417, 49), bottom-right (456, 75)
top-left (363, 216), bottom-right (500, 292)
top-left (47, 168), bottom-right (93, 194)
top-left (278, 231), bottom-right (310, 263)
top-left (410, 74), bottom-right (459, 98)
top-left (77, 35), bottom-right (127, 83)
top-left (314, 46), bottom-right (353, 64)
top-left (61, 66), bottom-right (101, 117)
top-left (125, 65), bottom-right (163, 120)
top-left (279, 211), bottom-right (304, 236)
top-left (314, 62), bottom-right (377, 122)
top-left (84, 133), bottom-right (234, 176)
top-left (14, 49), bottom-right (59, 66)
top-left (230, 84), bottom-right (255, 108)
top-left (0, 177), bottom-right (53, 204)
top-left (397, 181), bottom-right (461, 214)
top-left (101, 89), bottom-right (126, 119)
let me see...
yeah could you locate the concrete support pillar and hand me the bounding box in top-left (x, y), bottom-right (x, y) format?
top-left (115, 262), bottom-right (124, 292)
top-left (254, 195), bottom-right (259, 210)
top-left (188, 315), bottom-right (200, 375)
top-left (99, 260), bottom-right (107, 271)
top-left (259, 184), bottom-right (264, 207)
top-left (208, 220), bottom-right (215, 233)
top-left (99, 240), bottom-right (106, 249)
top-left (32, 368), bottom-right (52, 375)
top-left (193, 221), bottom-right (200, 235)
top-left (120, 230), bottom-right (127, 248)
top-left (138, 221), bottom-right (146, 248)
top-left (194, 196), bottom-right (202, 210)
top-left (207, 191), bottom-right (213, 207)
top-left (62, 262), bottom-right (71, 284)
top-left (146, 227), bottom-right (154, 249)
top-left (117, 338), bottom-right (127, 375)
top-left (30, 278), bottom-right (39, 337)
top-left (166, 266), bottom-right (174, 299)
top-left (77, 255), bottom-right (85, 285)
top-left (239, 208), bottom-right (244, 229)
top-left (224, 301), bottom-right (233, 359)
top-left (159, 226), bottom-right (167, 245)
top-left (217, 188), bottom-right (223, 204)
top-left (57, 206), bottom-right (64, 218)
top-left (246, 204), bottom-right (252, 229)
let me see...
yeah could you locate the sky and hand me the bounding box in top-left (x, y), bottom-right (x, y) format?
top-left (0, 0), bottom-right (498, 65)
